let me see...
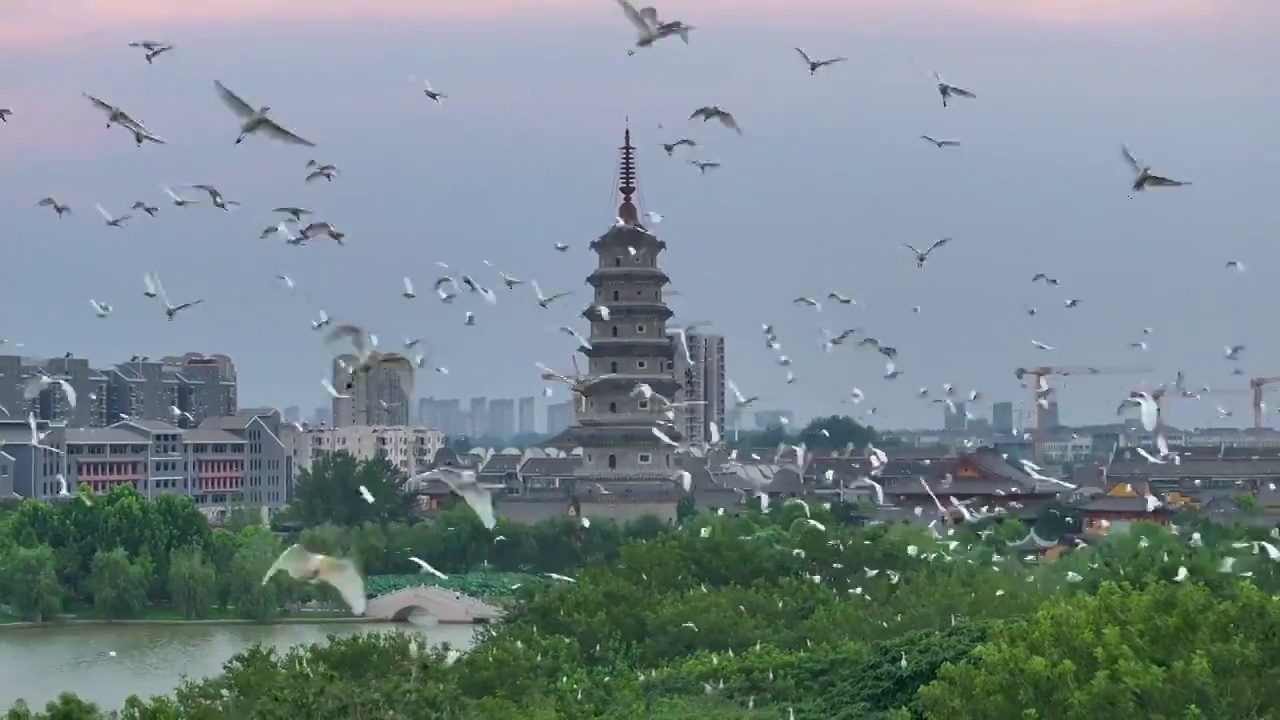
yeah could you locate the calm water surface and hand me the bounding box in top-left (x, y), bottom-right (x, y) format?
top-left (0, 620), bottom-right (477, 711)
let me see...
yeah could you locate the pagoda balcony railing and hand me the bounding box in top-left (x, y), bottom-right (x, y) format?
top-left (578, 412), bottom-right (667, 426)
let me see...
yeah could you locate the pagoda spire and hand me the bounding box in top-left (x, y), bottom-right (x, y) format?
top-left (617, 121), bottom-right (639, 226)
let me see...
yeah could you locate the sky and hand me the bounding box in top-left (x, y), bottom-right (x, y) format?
top-left (2, 0), bottom-right (1279, 433)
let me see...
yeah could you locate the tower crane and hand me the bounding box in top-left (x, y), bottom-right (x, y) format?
top-left (1014, 365), bottom-right (1153, 440)
top-left (1251, 376), bottom-right (1280, 428)
top-left (1151, 384), bottom-right (1250, 432)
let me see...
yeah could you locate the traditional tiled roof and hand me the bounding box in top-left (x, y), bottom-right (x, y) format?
top-left (479, 454), bottom-right (522, 475)
top-left (521, 456), bottom-right (579, 477)
top-left (1108, 456), bottom-right (1280, 478)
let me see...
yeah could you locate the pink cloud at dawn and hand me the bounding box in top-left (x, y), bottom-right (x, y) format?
top-left (0, 0), bottom-right (1253, 45)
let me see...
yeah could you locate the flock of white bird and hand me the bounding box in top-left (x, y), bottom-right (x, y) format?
top-left (0, 2), bottom-right (1237, 617)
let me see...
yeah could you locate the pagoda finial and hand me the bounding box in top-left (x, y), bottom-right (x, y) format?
top-left (617, 119), bottom-right (639, 226)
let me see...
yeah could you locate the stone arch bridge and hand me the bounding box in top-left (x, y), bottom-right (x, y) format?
top-left (365, 585), bottom-right (505, 623)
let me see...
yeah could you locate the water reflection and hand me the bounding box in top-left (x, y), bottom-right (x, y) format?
top-left (0, 621), bottom-right (477, 711)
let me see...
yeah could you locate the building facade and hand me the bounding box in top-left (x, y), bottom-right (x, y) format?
top-left (943, 401), bottom-right (968, 432)
top-left (283, 424), bottom-right (445, 478)
top-left (992, 401), bottom-right (1014, 434)
top-left (488, 398), bottom-right (516, 439)
top-left (517, 396), bottom-right (537, 435)
top-left (546, 401), bottom-right (573, 435)
top-left (468, 397), bottom-right (488, 437)
top-left (571, 127), bottom-right (682, 485)
top-left (2, 411), bottom-right (291, 514)
top-left (0, 353), bottom-right (236, 429)
top-left (671, 330), bottom-right (726, 446)
top-left (331, 354), bottom-right (409, 427)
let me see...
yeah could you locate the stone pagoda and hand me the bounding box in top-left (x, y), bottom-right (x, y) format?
top-left (570, 126), bottom-right (685, 493)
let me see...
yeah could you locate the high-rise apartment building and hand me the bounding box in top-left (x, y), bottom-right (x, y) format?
top-left (468, 397), bottom-right (488, 437)
top-left (546, 401), bottom-right (573, 435)
top-left (517, 396), bottom-right (536, 435)
top-left (330, 355), bottom-right (409, 427)
top-left (992, 401), bottom-right (1014, 434)
top-left (670, 331), bottom-right (726, 446)
top-left (0, 353), bottom-right (236, 429)
top-left (943, 401), bottom-right (968, 432)
top-left (488, 398), bottom-right (516, 439)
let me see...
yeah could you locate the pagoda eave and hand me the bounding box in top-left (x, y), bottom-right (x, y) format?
top-left (581, 342), bottom-right (676, 360)
top-left (566, 426), bottom-right (683, 445)
top-left (582, 304), bottom-right (673, 321)
top-left (586, 269), bottom-right (671, 287)
top-left (583, 374), bottom-right (679, 392)
top-left (591, 228), bottom-right (666, 252)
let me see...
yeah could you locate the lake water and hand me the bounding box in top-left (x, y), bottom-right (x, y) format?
top-left (0, 620), bottom-right (478, 711)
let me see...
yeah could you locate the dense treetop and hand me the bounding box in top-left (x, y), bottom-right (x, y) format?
top-left (7, 487), bottom-right (1280, 718)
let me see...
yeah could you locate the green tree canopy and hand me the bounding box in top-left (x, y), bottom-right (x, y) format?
top-left (285, 452), bottom-right (416, 528)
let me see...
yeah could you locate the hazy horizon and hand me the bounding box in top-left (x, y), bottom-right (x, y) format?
top-left (3, 0), bottom-right (1278, 430)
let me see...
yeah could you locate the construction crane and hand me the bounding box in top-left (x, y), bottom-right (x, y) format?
top-left (1151, 385), bottom-right (1250, 432)
top-left (1251, 376), bottom-right (1280, 428)
top-left (1014, 365), bottom-right (1153, 441)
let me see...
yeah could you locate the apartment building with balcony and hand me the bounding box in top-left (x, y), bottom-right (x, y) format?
top-left (282, 425), bottom-right (446, 480)
top-left (1, 410), bottom-right (290, 515)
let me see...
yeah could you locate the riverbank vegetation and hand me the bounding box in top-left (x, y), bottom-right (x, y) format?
top-left (9, 500), bottom-right (1280, 718)
top-left (0, 454), bottom-right (689, 625)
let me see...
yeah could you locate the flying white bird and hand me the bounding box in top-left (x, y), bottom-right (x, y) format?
top-left (37, 197), bottom-right (71, 216)
top-left (311, 310), bottom-right (331, 330)
top-left (214, 80), bottom-right (316, 147)
top-left (933, 72), bottom-right (977, 108)
top-left (23, 374), bottom-right (77, 409)
top-left (275, 274), bottom-right (295, 290)
top-left (321, 379), bottom-right (348, 398)
top-left (1117, 391), bottom-right (1159, 432)
top-left (1031, 340), bottom-right (1054, 351)
top-left (690, 106), bottom-right (742, 134)
top-left (409, 556), bottom-right (448, 579)
top-left (162, 185), bottom-right (200, 207)
top-left (145, 272), bottom-right (204, 321)
top-left (795, 48), bottom-right (847, 74)
top-left (919, 135), bottom-right (960, 148)
top-left (1122, 145), bottom-right (1190, 193)
top-left (358, 485), bottom-right (374, 504)
top-left (904, 238), bottom-right (950, 268)
top-left (532, 280), bottom-right (572, 309)
top-left (262, 545), bottom-right (366, 615)
top-left (406, 466), bottom-right (496, 529)
top-left (89, 299), bottom-right (112, 318)
top-left (402, 277), bottom-right (417, 299)
top-left (95, 204), bottom-right (131, 228)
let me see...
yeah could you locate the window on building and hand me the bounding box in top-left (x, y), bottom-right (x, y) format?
top-left (636, 324), bottom-right (646, 334)
top-left (637, 360), bottom-right (647, 370)
top-left (610, 361), bottom-right (618, 373)
top-left (638, 453), bottom-right (651, 465)
top-left (611, 326), bottom-right (619, 337)
top-left (609, 402), bottom-right (617, 413)
top-left (666, 361), bottom-right (674, 371)
top-left (613, 290), bottom-right (620, 301)
top-left (608, 454), bottom-right (617, 469)
top-left (638, 400), bottom-right (649, 410)
top-left (614, 257), bottom-right (622, 267)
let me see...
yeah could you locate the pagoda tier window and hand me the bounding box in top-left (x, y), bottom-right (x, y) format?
top-left (608, 454), bottom-right (617, 469)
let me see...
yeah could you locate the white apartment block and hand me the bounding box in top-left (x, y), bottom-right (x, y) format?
top-left (283, 425), bottom-right (446, 479)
